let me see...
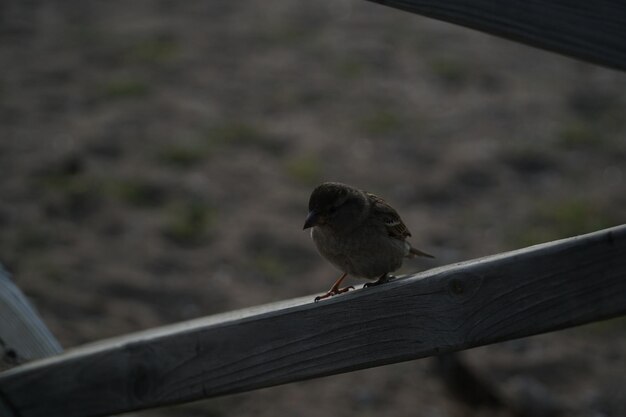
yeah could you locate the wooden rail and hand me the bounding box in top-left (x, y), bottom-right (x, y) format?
top-left (0, 265), bottom-right (63, 367)
top-left (0, 225), bottom-right (625, 417)
top-left (366, 0), bottom-right (626, 71)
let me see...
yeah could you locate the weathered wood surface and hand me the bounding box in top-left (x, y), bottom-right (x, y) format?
top-left (0, 265), bottom-right (63, 367)
top-left (366, 0), bottom-right (626, 71)
top-left (0, 225), bottom-right (625, 417)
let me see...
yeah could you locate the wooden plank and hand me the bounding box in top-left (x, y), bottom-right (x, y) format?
top-left (0, 225), bottom-right (625, 417)
top-left (366, 0), bottom-right (626, 71)
top-left (0, 265), bottom-right (64, 416)
top-left (0, 396), bottom-right (18, 417)
top-left (0, 265), bottom-right (63, 368)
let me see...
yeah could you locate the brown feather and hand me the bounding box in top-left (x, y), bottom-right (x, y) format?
top-left (366, 192), bottom-right (412, 240)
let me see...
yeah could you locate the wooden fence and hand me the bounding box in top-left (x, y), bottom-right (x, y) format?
top-left (0, 225), bottom-right (624, 417)
top-left (366, 0), bottom-right (626, 70)
top-left (1, 2), bottom-right (626, 416)
top-left (0, 266), bottom-right (63, 367)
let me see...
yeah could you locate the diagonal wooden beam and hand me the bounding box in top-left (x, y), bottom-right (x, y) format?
top-left (0, 225), bottom-right (625, 417)
top-left (366, 0), bottom-right (626, 71)
top-left (0, 266), bottom-right (63, 368)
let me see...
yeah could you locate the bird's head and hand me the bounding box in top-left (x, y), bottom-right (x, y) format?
top-left (303, 182), bottom-right (367, 231)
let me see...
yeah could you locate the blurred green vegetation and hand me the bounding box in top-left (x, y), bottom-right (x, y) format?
top-left (284, 155), bottom-right (322, 186)
top-left (561, 88), bottom-right (626, 153)
top-left (500, 145), bottom-right (557, 175)
top-left (335, 59), bottom-right (365, 80)
top-left (14, 226), bottom-right (53, 253)
top-left (36, 155), bottom-right (170, 216)
top-left (566, 88), bottom-right (625, 126)
top-left (105, 179), bottom-right (166, 208)
top-left (430, 57), bottom-right (469, 88)
top-left (557, 122), bottom-right (602, 149)
top-left (510, 198), bottom-right (618, 247)
top-left (37, 160), bottom-right (103, 220)
top-left (154, 123), bottom-right (288, 169)
top-left (124, 37), bottom-right (179, 64)
top-left (358, 110), bottom-right (404, 135)
top-left (578, 316), bottom-right (626, 335)
top-left (157, 144), bottom-right (207, 169)
top-left (65, 24), bottom-right (102, 46)
top-left (259, 23), bottom-right (314, 45)
top-left (207, 123), bottom-right (265, 145)
top-left (205, 122), bottom-right (286, 154)
top-left (161, 200), bottom-right (215, 246)
top-left (265, 88), bottom-right (327, 111)
top-left (39, 262), bottom-right (67, 284)
top-left (253, 254), bottom-right (288, 283)
top-left (100, 78), bottom-right (151, 99)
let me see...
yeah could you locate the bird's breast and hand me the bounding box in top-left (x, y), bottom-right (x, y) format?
top-left (311, 225), bottom-right (405, 279)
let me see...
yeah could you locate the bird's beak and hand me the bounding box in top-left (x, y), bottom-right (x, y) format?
top-left (303, 210), bottom-right (319, 230)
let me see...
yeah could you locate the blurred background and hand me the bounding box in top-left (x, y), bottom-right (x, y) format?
top-left (1, 0), bottom-right (625, 416)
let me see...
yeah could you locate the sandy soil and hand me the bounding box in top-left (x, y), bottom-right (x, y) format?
top-left (1, 1), bottom-right (625, 416)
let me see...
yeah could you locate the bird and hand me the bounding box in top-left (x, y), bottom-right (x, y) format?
top-left (303, 182), bottom-right (433, 301)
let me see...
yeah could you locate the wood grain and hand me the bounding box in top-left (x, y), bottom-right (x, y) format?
top-left (0, 265), bottom-right (63, 367)
top-left (0, 225), bottom-right (625, 417)
top-left (366, 0), bottom-right (626, 71)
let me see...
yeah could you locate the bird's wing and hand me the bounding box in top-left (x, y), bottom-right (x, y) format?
top-left (366, 192), bottom-right (412, 240)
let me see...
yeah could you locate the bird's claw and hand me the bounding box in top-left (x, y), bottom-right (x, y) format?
top-left (363, 274), bottom-right (395, 288)
top-left (314, 285), bottom-right (355, 302)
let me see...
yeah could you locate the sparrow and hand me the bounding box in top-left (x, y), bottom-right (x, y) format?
top-left (303, 182), bottom-right (434, 301)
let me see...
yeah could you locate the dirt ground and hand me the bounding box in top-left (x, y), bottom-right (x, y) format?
top-left (1, 1), bottom-right (625, 416)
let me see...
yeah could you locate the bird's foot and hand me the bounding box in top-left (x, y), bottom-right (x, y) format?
top-left (363, 274), bottom-right (395, 288)
top-left (314, 285), bottom-right (354, 302)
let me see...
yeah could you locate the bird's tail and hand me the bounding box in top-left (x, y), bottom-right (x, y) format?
top-left (408, 245), bottom-right (435, 259)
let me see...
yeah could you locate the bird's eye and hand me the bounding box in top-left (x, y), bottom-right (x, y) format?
top-left (328, 206), bottom-right (338, 214)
